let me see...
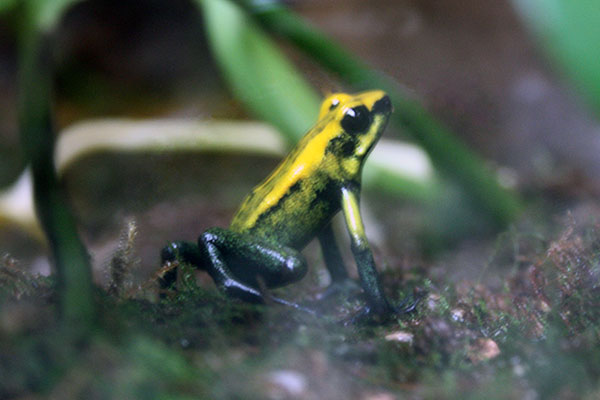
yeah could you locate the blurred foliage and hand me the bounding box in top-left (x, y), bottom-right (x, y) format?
top-left (15, 0), bottom-right (95, 333)
top-left (5, 0), bottom-right (81, 30)
top-left (204, 0), bottom-right (521, 231)
top-left (198, 0), bottom-right (441, 206)
top-left (513, 0), bottom-right (600, 115)
top-left (0, 0), bottom-right (19, 13)
top-left (199, 0), bottom-right (320, 144)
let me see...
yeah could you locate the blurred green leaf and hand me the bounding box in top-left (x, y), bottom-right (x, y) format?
top-left (17, 0), bottom-right (95, 332)
top-left (196, 0), bottom-right (437, 201)
top-left (18, 0), bottom-right (82, 31)
top-left (513, 0), bottom-right (600, 114)
top-left (197, 0), bottom-right (320, 144)
top-left (232, 0), bottom-right (521, 229)
top-left (0, 0), bottom-right (18, 14)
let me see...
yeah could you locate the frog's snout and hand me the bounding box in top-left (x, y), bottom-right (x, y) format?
top-left (372, 95), bottom-right (392, 115)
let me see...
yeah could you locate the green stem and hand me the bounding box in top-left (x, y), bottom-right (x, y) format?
top-left (236, 0), bottom-right (521, 228)
top-left (17, 9), bottom-right (95, 332)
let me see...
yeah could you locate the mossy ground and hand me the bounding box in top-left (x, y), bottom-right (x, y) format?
top-left (2, 207), bottom-right (600, 399)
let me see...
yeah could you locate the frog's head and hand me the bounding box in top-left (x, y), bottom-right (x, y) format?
top-left (318, 90), bottom-right (392, 177)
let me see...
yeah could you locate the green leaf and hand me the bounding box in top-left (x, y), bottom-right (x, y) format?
top-left (21, 0), bottom-right (82, 31)
top-left (0, 0), bottom-right (19, 14)
top-left (198, 0), bottom-right (320, 144)
top-left (17, 0), bottom-right (96, 332)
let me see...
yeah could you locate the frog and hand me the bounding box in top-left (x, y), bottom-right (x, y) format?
top-left (160, 90), bottom-right (397, 317)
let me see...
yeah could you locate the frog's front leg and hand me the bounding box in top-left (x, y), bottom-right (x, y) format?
top-left (318, 223), bottom-right (349, 282)
top-left (317, 223), bottom-right (361, 299)
top-left (340, 186), bottom-right (393, 316)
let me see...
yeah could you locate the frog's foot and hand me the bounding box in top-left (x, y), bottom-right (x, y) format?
top-left (220, 278), bottom-right (317, 315)
top-left (342, 293), bottom-right (424, 325)
top-left (394, 291), bottom-right (425, 314)
top-left (316, 278), bottom-right (362, 301)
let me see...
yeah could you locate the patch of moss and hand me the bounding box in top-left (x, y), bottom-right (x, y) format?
top-left (3, 215), bottom-right (600, 398)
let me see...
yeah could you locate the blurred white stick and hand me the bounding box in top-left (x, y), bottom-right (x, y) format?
top-left (1, 119), bottom-right (434, 241)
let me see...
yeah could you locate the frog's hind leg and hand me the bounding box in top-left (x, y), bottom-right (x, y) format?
top-left (199, 227), bottom-right (308, 305)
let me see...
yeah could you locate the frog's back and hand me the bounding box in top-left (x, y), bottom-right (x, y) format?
top-left (230, 117), bottom-right (342, 249)
top-left (230, 90), bottom-right (391, 249)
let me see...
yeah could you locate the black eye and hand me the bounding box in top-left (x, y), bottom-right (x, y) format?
top-left (341, 106), bottom-right (371, 134)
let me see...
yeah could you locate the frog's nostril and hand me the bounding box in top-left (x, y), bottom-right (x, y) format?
top-left (372, 95), bottom-right (392, 114)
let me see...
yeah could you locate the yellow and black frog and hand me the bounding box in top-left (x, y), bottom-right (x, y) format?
top-left (161, 90), bottom-right (401, 318)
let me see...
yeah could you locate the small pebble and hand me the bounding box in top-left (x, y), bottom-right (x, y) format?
top-left (426, 293), bottom-right (440, 311)
top-left (364, 392), bottom-right (396, 400)
top-left (384, 331), bottom-right (414, 344)
top-left (451, 308), bottom-right (465, 322)
top-left (468, 338), bottom-right (500, 363)
top-left (265, 370), bottom-right (307, 398)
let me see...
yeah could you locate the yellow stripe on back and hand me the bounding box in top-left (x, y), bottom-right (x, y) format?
top-left (231, 117), bottom-right (338, 230)
top-left (230, 90), bottom-right (387, 232)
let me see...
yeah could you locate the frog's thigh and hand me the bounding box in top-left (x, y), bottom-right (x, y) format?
top-left (200, 227), bottom-right (307, 288)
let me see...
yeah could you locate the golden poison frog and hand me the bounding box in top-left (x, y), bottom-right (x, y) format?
top-left (161, 90), bottom-right (398, 317)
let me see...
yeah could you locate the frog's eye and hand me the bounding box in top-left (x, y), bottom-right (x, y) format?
top-left (341, 105), bottom-right (371, 134)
